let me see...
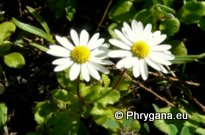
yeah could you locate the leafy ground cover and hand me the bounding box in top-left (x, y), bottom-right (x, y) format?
top-left (0, 0), bottom-right (205, 135)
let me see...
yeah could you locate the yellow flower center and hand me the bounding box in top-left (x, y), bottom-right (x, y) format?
top-left (71, 46), bottom-right (90, 64)
top-left (131, 41), bottom-right (150, 59)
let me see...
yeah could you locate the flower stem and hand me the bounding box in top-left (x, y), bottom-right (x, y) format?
top-left (112, 69), bottom-right (127, 90)
top-left (76, 75), bottom-right (82, 100)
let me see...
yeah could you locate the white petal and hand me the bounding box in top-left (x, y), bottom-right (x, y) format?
top-left (149, 53), bottom-right (172, 65)
top-left (133, 58), bottom-right (140, 78)
top-left (70, 29), bottom-right (79, 46)
top-left (159, 65), bottom-right (168, 74)
top-left (52, 58), bottom-right (72, 65)
top-left (135, 21), bottom-right (143, 33)
top-left (87, 62), bottom-right (100, 80)
top-left (116, 58), bottom-right (126, 69)
top-left (55, 36), bottom-right (74, 50)
top-left (145, 57), bottom-right (161, 71)
top-left (109, 39), bottom-right (130, 50)
top-left (92, 47), bottom-right (109, 58)
top-left (91, 62), bottom-right (110, 74)
top-left (122, 57), bottom-right (134, 68)
top-left (108, 50), bottom-right (132, 58)
top-left (81, 63), bottom-right (90, 82)
top-left (89, 38), bottom-right (105, 50)
top-left (151, 52), bottom-right (175, 60)
top-left (139, 59), bottom-right (148, 80)
top-left (101, 43), bottom-right (110, 48)
top-left (91, 58), bottom-right (113, 65)
top-left (87, 33), bottom-right (100, 49)
top-left (116, 57), bottom-right (134, 69)
top-left (152, 34), bottom-right (167, 45)
top-left (142, 23), bottom-right (152, 40)
top-left (151, 44), bottom-right (171, 51)
top-left (54, 63), bottom-right (71, 72)
top-left (143, 24), bottom-right (152, 34)
top-left (47, 45), bottom-right (70, 57)
top-left (114, 29), bottom-right (132, 45)
top-left (69, 63), bottom-right (81, 81)
top-left (122, 22), bottom-right (135, 42)
top-left (79, 30), bottom-right (89, 45)
top-left (131, 20), bottom-right (139, 33)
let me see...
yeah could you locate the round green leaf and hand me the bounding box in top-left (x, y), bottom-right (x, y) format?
top-left (0, 103), bottom-right (8, 127)
top-left (180, 126), bottom-right (191, 135)
top-left (108, 0), bottom-right (135, 22)
top-left (4, 52), bottom-right (25, 69)
top-left (0, 21), bottom-right (16, 44)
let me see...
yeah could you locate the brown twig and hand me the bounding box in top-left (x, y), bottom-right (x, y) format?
top-left (192, 98), bottom-right (205, 112)
top-left (150, 72), bottom-right (200, 87)
top-left (97, 0), bottom-right (113, 30)
top-left (125, 73), bottom-right (176, 107)
top-left (112, 69), bottom-right (127, 90)
top-left (173, 83), bottom-right (205, 113)
top-left (18, 0), bottom-right (22, 17)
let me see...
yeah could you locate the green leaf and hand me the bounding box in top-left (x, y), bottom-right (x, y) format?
top-left (26, 6), bottom-right (50, 34)
top-left (65, 5), bottom-right (76, 21)
top-left (172, 53), bottom-right (205, 64)
top-left (0, 103), bottom-right (7, 127)
top-left (111, 74), bottom-right (132, 91)
top-left (56, 69), bottom-right (77, 92)
top-left (163, 0), bottom-right (174, 6)
top-left (168, 124), bottom-right (178, 135)
top-left (134, 9), bottom-right (154, 25)
top-left (4, 52), bottom-right (25, 69)
top-left (180, 126), bottom-right (191, 135)
top-left (80, 84), bottom-right (120, 107)
top-left (156, 4), bottom-right (175, 14)
top-left (123, 116), bottom-right (133, 128)
top-left (29, 42), bottom-right (49, 52)
top-left (195, 127), bottom-right (205, 135)
top-left (48, 0), bottom-right (76, 21)
top-left (0, 21), bottom-right (16, 44)
top-left (108, 23), bottom-right (118, 38)
top-left (47, 110), bottom-right (80, 135)
top-left (101, 74), bottom-right (110, 87)
top-left (51, 89), bottom-right (81, 110)
top-left (170, 40), bottom-right (187, 56)
top-left (159, 17), bottom-right (180, 36)
top-left (178, 1), bottom-right (205, 24)
top-left (140, 123), bottom-right (150, 135)
top-left (109, 0), bottom-right (135, 22)
top-left (33, 101), bottom-right (57, 125)
top-left (97, 89), bottom-right (120, 107)
top-left (12, 18), bottom-right (55, 43)
top-left (154, 107), bottom-right (205, 135)
top-left (90, 104), bottom-right (120, 132)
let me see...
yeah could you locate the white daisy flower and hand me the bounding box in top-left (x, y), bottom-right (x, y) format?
top-left (108, 20), bottom-right (175, 80)
top-left (47, 29), bottom-right (113, 82)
